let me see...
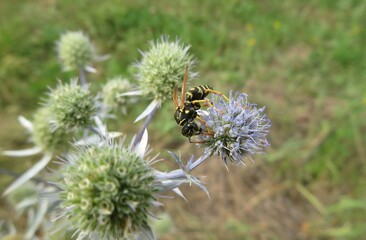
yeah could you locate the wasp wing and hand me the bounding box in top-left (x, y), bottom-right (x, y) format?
top-left (173, 85), bottom-right (179, 108)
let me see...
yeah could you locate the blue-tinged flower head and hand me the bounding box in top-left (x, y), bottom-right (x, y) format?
top-left (200, 92), bottom-right (271, 165)
top-left (135, 36), bottom-right (196, 101)
top-left (57, 31), bottom-right (96, 71)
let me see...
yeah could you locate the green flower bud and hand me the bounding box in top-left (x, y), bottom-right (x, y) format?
top-left (80, 198), bottom-right (91, 211)
top-left (136, 36), bottom-right (196, 100)
top-left (32, 107), bottom-right (70, 152)
top-left (79, 178), bottom-right (92, 189)
top-left (47, 80), bottom-right (96, 130)
top-left (101, 77), bottom-right (136, 114)
top-left (59, 144), bottom-right (157, 239)
top-left (57, 31), bottom-right (96, 71)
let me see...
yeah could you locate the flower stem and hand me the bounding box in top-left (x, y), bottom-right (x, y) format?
top-left (79, 68), bottom-right (87, 88)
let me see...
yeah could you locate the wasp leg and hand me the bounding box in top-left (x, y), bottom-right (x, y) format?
top-left (205, 89), bottom-right (230, 102)
top-left (196, 116), bottom-right (206, 124)
top-left (188, 130), bottom-right (214, 143)
top-left (193, 99), bottom-right (224, 115)
top-left (191, 99), bottom-right (214, 108)
top-left (195, 116), bottom-right (216, 135)
top-left (188, 136), bottom-right (206, 144)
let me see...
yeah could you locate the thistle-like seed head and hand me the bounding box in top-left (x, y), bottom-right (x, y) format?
top-left (200, 92), bottom-right (271, 165)
top-left (101, 77), bottom-right (136, 114)
top-left (58, 143), bottom-right (157, 239)
top-left (46, 80), bottom-right (96, 130)
top-left (57, 31), bottom-right (96, 71)
top-left (136, 36), bottom-right (196, 100)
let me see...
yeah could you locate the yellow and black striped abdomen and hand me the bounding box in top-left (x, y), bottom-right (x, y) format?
top-left (185, 85), bottom-right (213, 102)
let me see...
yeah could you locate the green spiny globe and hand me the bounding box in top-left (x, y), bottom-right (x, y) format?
top-left (60, 144), bottom-right (157, 239)
top-left (136, 37), bottom-right (195, 100)
top-left (48, 80), bottom-right (96, 130)
top-left (58, 31), bottom-right (95, 71)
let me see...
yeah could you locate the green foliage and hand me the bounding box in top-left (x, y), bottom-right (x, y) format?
top-left (0, 0), bottom-right (365, 239)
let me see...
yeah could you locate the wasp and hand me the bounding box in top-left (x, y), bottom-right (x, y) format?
top-left (173, 64), bottom-right (229, 142)
top-left (185, 82), bottom-right (229, 110)
top-left (173, 66), bottom-right (203, 141)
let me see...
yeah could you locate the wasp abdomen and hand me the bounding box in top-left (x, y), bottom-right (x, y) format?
top-left (185, 85), bottom-right (213, 102)
top-left (181, 121), bottom-right (202, 137)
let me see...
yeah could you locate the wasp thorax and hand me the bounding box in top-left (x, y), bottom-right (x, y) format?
top-left (174, 103), bottom-right (197, 126)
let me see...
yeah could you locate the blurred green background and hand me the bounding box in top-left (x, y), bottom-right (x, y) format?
top-left (0, 0), bottom-right (365, 239)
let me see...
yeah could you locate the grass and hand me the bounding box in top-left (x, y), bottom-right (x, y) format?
top-left (0, 0), bottom-right (365, 239)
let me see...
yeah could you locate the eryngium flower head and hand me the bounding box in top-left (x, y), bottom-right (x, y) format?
top-left (32, 107), bottom-right (70, 152)
top-left (101, 77), bottom-right (136, 114)
top-left (136, 36), bottom-right (196, 100)
top-left (58, 143), bottom-right (157, 239)
top-left (57, 31), bottom-right (96, 71)
top-left (47, 80), bottom-right (96, 130)
top-left (200, 92), bottom-right (271, 165)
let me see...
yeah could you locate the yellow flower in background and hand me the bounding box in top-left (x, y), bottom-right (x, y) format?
top-left (246, 23), bottom-right (254, 32)
top-left (351, 25), bottom-right (361, 35)
top-left (273, 20), bottom-right (282, 30)
top-left (247, 38), bottom-right (256, 47)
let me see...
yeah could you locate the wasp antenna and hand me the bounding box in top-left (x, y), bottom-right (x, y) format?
top-left (181, 63), bottom-right (189, 106)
